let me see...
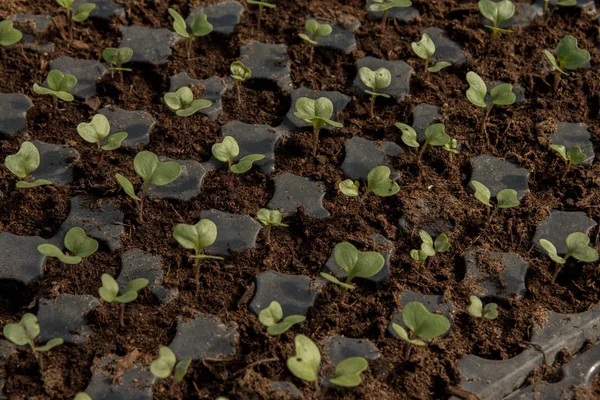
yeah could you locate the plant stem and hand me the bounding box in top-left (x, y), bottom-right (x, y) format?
top-left (67, 7), bottom-right (73, 42)
top-left (309, 45), bottom-right (314, 64)
top-left (258, 5), bottom-right (263, 29)
top-left (404, 342), bottom-right (413, 361)
top-left (359, 189), bottom-right (370, 206)
top-left (265, 226), bottom-right (271, 246)
top-left (543, 0), bottom-right (548, 16)
top-left (561, 162), bottom-right (571, 180)
top-left (382, 10), bottom-right (388, 28)
top-left (236, 81), bottom-right (241, 104)
top-left (193, 254), bottom-right (201, 295)
top-left (482, 105), bottom-right (492, 145)
top-left (425, 256), bottom-right (433, 270)
top-left (369, 95), bottom-right (375, 118)
top-left (53, 96), bottom-right (58, 114)
top-left (119, 69), bottom-right (124, 86)
top-left (488, 207), bottom-right (496, 224)
top-left (137, 186), bottom-right (148, 223)
top-left (418, 142), bottom-right (428, 163)
top-left (424, 58), bottom-right (429, 75)
top-left (553, 72), bottom-right (560, 92)
top-left (551, 262), bottom-right (562, 283)
top-left (311, 125), bottom-right (320, 158)
top-left (119, 303), bottom-right (125, 327)
top-left (187, 38), bottom-right (192, 60)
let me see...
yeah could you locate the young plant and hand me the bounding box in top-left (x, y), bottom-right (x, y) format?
top-left (257, 208), bottom-right (288, 245)
top-left (338, 166), bottom-right (400, 209)
top-left (77, 114), bottom-right (128, 151)
top-left (37, 227), bottom-right (98, 265)
top-left (550, 144), bottom-right (586, 179)
top-left (298, 20), bottom-right (332, 63)
top-left (359, 67), bottom-right (391, 118)
top-left (230, 61), bottom-right (251, 104)
top-left (544, 0), bottom-right (576, 19)
top-left (467, 295), bottom-right (498, 321)
top-left (293, 97), bottom-right (343, 157)
top-left (320, 242), bottom-right (385, 291)
top-left (102, 47), bottom-right (133, 85)
top-left (369, 0), bottom-right (412, 27)
top-left (466, 71), bottom-right (515, 143)
top-left (544, 35), bottom-right (590, 91)
top-left (409, 230), bottom-right (450, 269)
top-left (539, 232), bottom-right (599, 282)
top-left (74, 393), bottom-right (92, 400)
top-left (168, 8), bottom-right (213, 59)
top-left (115, 151), bottom-right (181, 222)
top-left (478, 0), bottom-right (515, 37)
top-left (173, 219), bottom-right (224, 293)
top-left (3, 313), bottom-right (63, 368)
top-left (246, 0), bottom-right (276, 29)
top-left (164, 87), bottom-right (212, 119)
top-left (33, 70), bottom-right (77, 113)
top-left (391, 301), bottom-right (450, 359)
top-left (212, 136), bottom-right (265, 174)
top-left (395, 123), bottom-right (457, 162)
top-left (411, 33), bottom-right (451, 74)
top-left (444, 138), bottom-right (460, 162)
top-left (259, 301), bottom-right (306, 335)
top-left (98, 273), bottom-right (149, 327)
top-left (55, 0), bottom-right (96, 41)
top-left (150, 346), bottom-right (192, 383)
top-left (4, 141), bottom-right (52, 189)
top-left (471, 180), bottom-right (520, 221)
top-left (0, 20), bottom-right (22, 46)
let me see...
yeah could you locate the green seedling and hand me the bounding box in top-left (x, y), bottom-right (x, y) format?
top-left (258, 301), bottom-right (306, 335)
top-left (320, 242), bottom-right (385, 291)
top-left (471, 180), bottom-right (519, 222)
top-left (540, 232), bottom-right (599, 282)
top-left (550, 144), bottom-right (586, 179)
top-left (102, 47), bottom-right (133, 85)
top-left (77, 114), bottom-right (128, 151)
top-left (33, 70), bottom-right (77, 113)
top-left (391, 301), bottom-right (450, 359)
top-left (150, 346), bottom-right (192, 383)
top-left (444, 138), bottom-right (460, 161)
top-left (466, 71), bottom-right (515, 143)
top-left (173, 219), bottom-right (224, 293)
top-left (115, 151), bottom-right (181, 223)
top-left (294, 97), bottom-right (343, 157)
top-left (359, 67), bottom-right (391, 118)
top-left (369, 0), bottom-right (412, 27)
top-left (212, 136), bottom-right (265, 174)
top-left (338, 166), bottom-right (400, 212)
top-left (164, 86), bottom-right (212, 120)
top-left (98, 273), bottom-right (149, 327)
top-left (396, 122), bottom-right (458, 162)
top-left (74, 393), bottom-right (92, 400)
top-left (257, 208), bottom-right (288, 245)
top-left (168, 8), bottom-right (213, 59)
top-left (230, 61), bottom-right (251, 104)
top-left (4, 141), bottom-right (52, 189)
top-left (478, 0), bottom-right (515, 37)
top-left (0, 20), bottom-right (22, 46)
top-left (3, 313), bottom-right (63, 368)
top-left (246, 0), bottom-right (276, 29)
top-left (467, 295), bottom-right (498, 321)
top-left (544, 35), bottom-right (590, 91)
top-left (544, 0), bottom-right (576, 18)
top-left (55, 0), bottom-right (95, 41)
top-left (409, 230), bottom-right (450, 269)
top-left (298, 20), bottom-right (332, 63)
top-left (37, 227), bottom-right (98, 265)
top-left (287, 335), bottom-right (368, 390)
top-left (411, 33), bottom-right (451, 74)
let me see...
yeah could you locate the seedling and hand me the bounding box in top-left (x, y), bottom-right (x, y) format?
top-left (293, 97), bottom-right (343, 157)
top-left (150, 346), bottom-right (192, 383)
top-left (37, 227), bottom-right (98, 265)
top-left (320, 242), bottom-right (385, 291)
top-left (471, 180), bottom-right (519, 221)
top-left (544, 0), bottom-right (576, 18)
top-left (102, 47), bottom-right (133, 85)
top-left (164, 87), bottom-right (212, 120)
top-left (246, 0), bottom-right (276, 29)
top-left (77, 114), bottom-right (128, 151)
top-left (258, 301), bottom-right (306, 335)
top-left (550, 144), bottom-right (586, 179)
top-left (467, 295), bottom-right (498, 321)
top-left (359, 67), bottom-right (391, 118)
top-left (338, 166), bottom-right (400, 210)
top-left (3, 313), bottom-right (63, 368)
top-left (369, 0), bottom-right (412, 27)
top-left (466, 71), bottom-right (515, 143)
top-left (444, 139), bottom-right (460, 162)
top-left (4, 141), bottom-right (52, 189)
top-left (298, 20), bottom-right (332, 63)
top-left (98, 273), bottom-right (149, 327)
top-left (0, 20), bottom-right (22, 46)
top-left (540, 232), bottom-right (599, 282)
top-left (115, 151), bottom-right (181, 222)
top-left (395, 123), bottom-right (457, 162)
top-left (544, 35), bottom-right (590, 91)
top-left (391, 301), bottom-right (450, 359)
top-left (168, 8), bottom-right (213, 59)
top-left (55, 0), bottom-right (95, 41)
top-left (257, 208), bottom-right (288, 245)
top-left (33, 70), bottom-right (77, 113)
top-left (212, 136), bottom-right (265, 174)
top-left (478, 0), bottom-right (515, 37)
top-left (230, 61), bottom-right (251, 104)
top-left (411, 33), bottom-right (451, 73)
top-left (410, 230), bottom-right (450, 269)
top-left (173, 219), bottom-right (224, 293)
top-left (74, 393), bottom-right (92, 400)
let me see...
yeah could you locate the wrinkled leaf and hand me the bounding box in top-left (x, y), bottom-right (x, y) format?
top-left (338, 179), bottom-right (360, 197)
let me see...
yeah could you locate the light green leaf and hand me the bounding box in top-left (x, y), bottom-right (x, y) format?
top-left (99, 274), bottom-right (119, 302)
top-left (338, 179), bottom-right (360, 197)
top-left (425, 123), bottom-right (450, 146)
top-left (74, 393), bottom-right (92, 400)
top-left (434, 234), bottom-right (450, 253)
top-left (174, 358), bottom-right (192, 382)
top-left (0, 20), bottom-right (23, 46)
top-left (294, 97), bottom-right (343, 128)
top-left (124, 278), bottom-right (149, 294)
top-left (411, 33), bottom-right (435, 60)
top-left (168, 8), bottom-right (190, 38)
top-left (37, 243), bottom-right (81, 264)
top-left (230, 154), bottom-right (265, 174)
top-left (56, 0), bottom-right (75, 8)
top-left (247, 0), bottom-right (277, 8)
top-left (134, 151), bottom-right (181, 186)
top-left (395, 122), bottom-right (420, 148)
top-left (483, 303), bottom-right (498, 320)
top-left (5, 141), bottom-right (40, 179)
top-left (298, 33), bottom-right (317, 45)
top-left (190, 13), bottom-right (213, 37)
top-left (496, 189), bottom-right (519, 208)
top-left (267, 315), bottom-right (306, 336)
top-left (539, 239), bottom-right (566, 264)
top-left (556, 35), bottom-right (590, 71)
top-left (490, 83), bottom-right (516, 106)
top-left (466, 71), bottom-right (487, 108)
top-left (550, 144), bottom-right (567, 160)
top-left (176, 99), bottom-right (212, 117)
top-left (330, 357), bottom-right (368, 388)
top-left (305, 20), bottom-right (332, 38)
top-left (212, 136), bottom-right (239, 163)
top-left (101, 131), bottom-right (128, 151)
top-left (256, 209), bottom-right (288, 227)
top-left (471, 180), bottom-right (492, 207)
top-left (102, 47), bottom-right (133, 66)
top-left (403, 301), bottom-right (450, 340)
top-left (544, 50), bottom-right (567, 75)
top-left (259, 301), bottom-right (283, 327)
top-left (286, 335), bottom-right (321, 382)
top-left (16, 179), bottom-right (52, 188)
top-left (359, 67), bottom-right (392, 92)
top-left (230, 61), bottom-right (251, 82)
top-left (173, 219), bottom-right (218, 252)
top-left (47, 70), bottom-right (77, 92)
top-left (3, 313), bottom-right (39, 346)
top-left (77, 114), bottom-right (110, 145)
top-left (367, 166), bottom-right (400, 197)
top-left (333, 242), bottom-right (359, 274)
top-left (567, 146), bottom-right (586, 165)
top-left (319, 272), bottom-right (356, 290)
top-left (54, 91), bottom-right (75, 102)
top-left (369, 0), bottom-right (412, 12)
top-left (428, 61), bottom-right (451, 73)
top-left (557, 0), bottom-right (577, 5)
top-left (72, 3), bottom-right (96, 22)
top-left (566, 232), bottom-right (599, 262)
top-left (478, 0), bottom-right (515, 26)
top-left (467, 295), bottom-right (483, 317)
top-left (32, 83), bottom-right (57, 97)
top-left (35, 337), bottom-right (64, 352)
top-left (391, 323), bottom-right (427, 346)
top-left (64, 227), bottom-right (98, 259)
top-left (114, 291), bottom-right (138, 303)
top-left (115, 173), bottom-right (140, 201)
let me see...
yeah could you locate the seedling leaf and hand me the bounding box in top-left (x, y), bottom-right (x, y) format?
top-left (168, 8), bottom-right (190, 38)
top-left (411, 33), bottom-right (435, 60)
top-left (319, 273), bottom-right (356, 290)
top-left (330, 357), bottom-right (368, 388)
top-left (267, 315), bottom-right (306, 336)
top-left (259, 301), bottom-right (283, 326)
top-left (72, 3), bottom-right (96, 22)
top-left (190, 13), bottom-right (213, 37)
top-left (539, 239), bottom-right (566, 264)
top-left (425, 123), bottom-right (450, 146)
top-left (369, 0), bottom-right (412, 12)
top-left (212, 136), bottom-right (239, 163)
top-left (134, 151), bottom-right (181, 186)
top-left (467, 295), bottom-right (483, 317)
top-left (496, 189), bottom-right (519, 208)
top-left (490, 83), bottom-right (516, 105)
top-left (566, 232), bottom-right (599, 262)
top-left (402, 301), bottom-right (450, 340)
top-left (286, 335), bottom-right (321, 382)
top-left (391, 323), bottom-right (426, 346)
top-left (395, 123), bottom-right (420, 148)
top-left (173, 219), bottom-right (218, 252)
top-left (101, 131), bottom-right (128, 151)
top-left (367, 166), bottom-right (400, 197)
top-left (466, 71), bottom-right (487, 108)
top-left (428, 61), bottom-right (452, 73)
top-left (174, 358), bottom-right (192, 382)
top-left (0, 20), bottom-right (23, 46)
top-left (556, 35), bottom-right (590, 71)
top-left (256, 209), bottom-right (288, 227)
top-left (478, 0), bottom-right (515, 27)
top-left (5, 141), bottom-right (40, 179)
top-left (77, 114), bottom-right (110, 145)
top-left (115, 173), bottom-right (140, 201)
top-left (230, 61), bottom-right (251, 82)
top-left (35, 337), bottom-right (64, 352)
top-left (338, 179), bottom-right (360, 197)
top-left (471, 180), bottom-right (491, 207)
top-left (230, 154), bottom-right (265, 174)
top-left (483, 303), bottom-right (498, 320)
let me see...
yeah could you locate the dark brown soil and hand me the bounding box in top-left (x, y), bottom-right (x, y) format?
top-left (1, 0), bottom-right (599, 399)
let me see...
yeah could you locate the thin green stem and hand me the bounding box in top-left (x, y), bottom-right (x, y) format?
top-left (311, 124), bottom-right (320, 158)
top-left (418, 142), bottom-right (428, 163)
top-left (119, 303), bottom-right (125, 327)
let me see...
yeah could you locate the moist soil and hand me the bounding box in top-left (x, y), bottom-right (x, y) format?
top-left (1, 0), bottom-right (600, 399)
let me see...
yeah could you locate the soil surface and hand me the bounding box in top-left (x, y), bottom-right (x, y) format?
top-left (1, 0), bottom-right (600, 399)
